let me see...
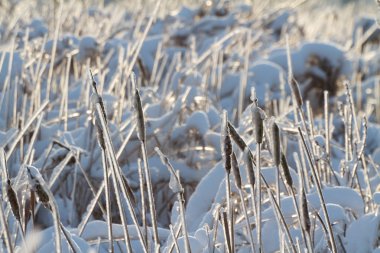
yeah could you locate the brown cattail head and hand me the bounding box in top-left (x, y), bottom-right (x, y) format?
top-left (35, 183), bottom-right (50, 206)
top-left (222, 112), bottom-right (232, 174)
top-left (134, 89), bottom-right (146, 143)
top-left (228, 121), bottom-right (247, 151)
top-left (6, 180), bottom-right (20, 221)
top-left (98, 97), bottom-right (108, 125)
top-left (252, 106), bottom-right (264, 144)
top-left (231, 152), bottom-right (242, 190)
top-left (290, 79), bottom-right (303, 109)
top-left (244, 149), bottom-right (255, 188)
top-left (272, 122), bottom-right (281, 167)
top-left (280, 153), bottom-right (293, 187)
top-left (26, 166), bottom-right (50, 209)
top-left (300, 187), bottom-right (311, 233)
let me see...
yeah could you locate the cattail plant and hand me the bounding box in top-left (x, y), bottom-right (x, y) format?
top-left (252, 102), bottom-right (264, 253)
top-left (228, 121), bottom-right (257, 246)
top-left (26, 165), bottom-right (62, 253)
top-left (281, 152), bottom-right (312, 251)
top-left (6, 180), bottom-right (22, 229)
top-left (90, 71), bottom-right (145, 253)
top-left (221, 110), bottom-right (234, 252)
top-left (134, 87), bottom-right (160, 251)
top-left (1, 149), bottom-right (24, 238)
top-left (271, 122), bottom-right (281, 204)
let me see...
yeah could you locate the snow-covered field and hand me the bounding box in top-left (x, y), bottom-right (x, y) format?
top-left (1, 0), bottom-right (380, 252)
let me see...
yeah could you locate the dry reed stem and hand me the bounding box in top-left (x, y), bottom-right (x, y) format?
top-left (137, 158), bottom-right (148, 245)
top-left (298, 127), bottom-right (337, 253)
top-left (252, 104), bottom-right (264, 253)
top-left (232, 152), bottom-right (255, 253)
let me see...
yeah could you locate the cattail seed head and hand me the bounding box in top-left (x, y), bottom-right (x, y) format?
top-left (35, 183), bottom-right (50, 205)
top-left (280, 153), bottom-right (293, 187)
top-left (134, 89), bottom-right (146, 143)
top-left (228, 122), bottom-right (247, 151)
top-left (252, 106), bottom-right (264, 144)
top-left (244, 149), bottom-right (255, 188)
top-left (98, 97), bottom-right (108, 124)
top-left (6, 180), bottom-right (20, 221)
top-left (26, 166), bottom-right (50, 208)
top-left (222, 112), bottom-right (232, 174)
top-left (272, 122), bottom-right (281, 167)
top-left (290, 79), bottom-right (303, 108)
top-left (300, 188), bottom-right (311, 233)
top-left (223, 128), bottom-right (232, 158)
top-left (231, 152), bottom-right (242, 190)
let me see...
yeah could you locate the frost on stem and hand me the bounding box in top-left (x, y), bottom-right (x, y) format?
top-left (155, 147), bottom-right (183, 194)
top-left (89, 70), bottom-right (107, 124)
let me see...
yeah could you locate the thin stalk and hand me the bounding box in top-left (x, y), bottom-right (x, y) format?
top-left (137, 159), bottom-right (148, 245)
top-left (101, 151), bottom-right (114, 253)
top-left (108, 155), bottom-right (133, 252)
top-left (238, 189), bottom-right (255, 253)
top-left (141, 143), bottom-right (160, 250)
top-left (256, 143), bottom-right (262, 253)
top-left (0, 197), bottom-right (13, 253)
top-left (6, 101), bottom-right (48, 161)
top-left (260, 176), bottom-right (296, 253)
top-left (221, 211), bottom-right (232, 253)
top-left (298, 128), bottom-right (337, 253)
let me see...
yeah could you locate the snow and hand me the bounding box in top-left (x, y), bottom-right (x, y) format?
top-left (346, 214), bottom-right (380, 253)
top-left (0, 51), bottom-right (23, 89)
